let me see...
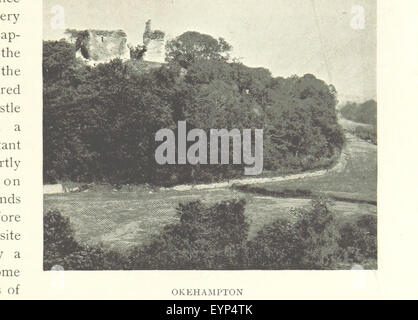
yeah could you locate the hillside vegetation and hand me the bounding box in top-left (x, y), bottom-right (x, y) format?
top-left (43, 32), bottom-right (344, 186)
top-left (340, 100), bottom-right (377, 125)
top-left (340, 100), bottom-right (377, 144)
top-left (44, 198), bottom-right (376, 270)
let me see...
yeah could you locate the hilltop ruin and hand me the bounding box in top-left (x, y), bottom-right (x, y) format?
top-left (142, 19), bottom-right (166, 63)
top-left (65, 20), bottom-right (166, 65)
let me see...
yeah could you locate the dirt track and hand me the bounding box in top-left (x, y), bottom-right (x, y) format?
top-left (169, 138), bottom-right (349, 193)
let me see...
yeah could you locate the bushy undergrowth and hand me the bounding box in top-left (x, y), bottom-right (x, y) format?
top-left (354, 126), bottom-right (377, 145)
top-left (44, 210), bottom-right (129, 270)
top-left (340, 100), bottom-right (377, 145)
top-left (127, 199), bottom-right (249, 270)
top-left (44, 199), bottom-right (376, 270)
top-left (340, 100), bottom-right (377, 125)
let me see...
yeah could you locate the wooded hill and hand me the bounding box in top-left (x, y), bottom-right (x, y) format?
top-left (43, 32), bottom-right (344, 186)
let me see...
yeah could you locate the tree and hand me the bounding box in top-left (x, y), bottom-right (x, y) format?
top-left (128, 199), bottom-right (249, 269)
top-left (340, 99), bottom-right (377, 125)
top-left (248, 198), bottom-right (341, 270)
top-left (293, 198), bottom-right (341, 269)
top-left (338, 214), bottom-right (377, 264)
top-left (44, 210), bottom-right (129, 270)
top-left (128, 44), bottom-right (147, 60)
top-left (43, 40), bottom-right (76, 80)
top-left (165, 31), bottom-right (232, 67)
top-left (43, 37), bottom-right (345, 185)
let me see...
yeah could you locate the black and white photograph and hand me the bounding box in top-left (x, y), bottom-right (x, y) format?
top-left (42, 0), bottom-right (377, 271)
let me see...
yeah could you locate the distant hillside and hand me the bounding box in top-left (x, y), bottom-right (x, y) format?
top-left (340, 100), bottom-right (377, 125)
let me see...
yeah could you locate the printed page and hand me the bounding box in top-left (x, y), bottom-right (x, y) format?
top-left (0, 0), bottom-right (418, 301)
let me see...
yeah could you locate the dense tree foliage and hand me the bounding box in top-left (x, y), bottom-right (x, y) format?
top-left (44, 210), bottom-right (128, 270)
top-left (165, 31), bottom-right (232, 67)
top-left (44, 199), bottom-right (376, 270)
top-left (128, 199), bottom-right (249, 270)
top-left (248, 198), bottom-right (341, 269)
top-left (340, 99), bottom-right (377, 125)
top-left (340, 99), bottom-right (377, 144)
top-left (354, 126), bottom-right (377, 145)
top-left (43, 33), bottom-right (344, 185)
top-left (338, 214), bottom-right (377, 265)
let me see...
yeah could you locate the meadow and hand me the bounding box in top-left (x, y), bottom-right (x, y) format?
top-left (44, 185), bottom-right (376, 250)
top-left (249, 131), bottom-right (377, 203)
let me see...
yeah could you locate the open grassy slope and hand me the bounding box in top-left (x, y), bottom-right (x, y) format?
top-left (252, 132), bottom-right (376, 203)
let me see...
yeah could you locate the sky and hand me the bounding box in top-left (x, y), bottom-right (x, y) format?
top-left (43, 0), bottom-right (376, 102)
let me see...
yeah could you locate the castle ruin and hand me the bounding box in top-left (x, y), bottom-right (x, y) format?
top-left (66, 20), bottom-right (166, 65)
top-left (142, 20), bottom-right (166, 63)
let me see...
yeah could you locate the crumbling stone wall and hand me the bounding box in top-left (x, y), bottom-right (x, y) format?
top-left (67, 29), bottom-right (130, 63)
top-left (142, 20), bottom-right (166, 63)
top-left (65, 20), bottom-right (166, 64)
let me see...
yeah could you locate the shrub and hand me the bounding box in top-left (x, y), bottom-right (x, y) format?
top-left (340, 100), bottom-right (377, 125)
top-left (44, 199), bottom-right (377, 270)
top-left (292, 198), bottom-right (341, 269)
top-left (247, 218), bottom-right (302, 269)
top-left (128, 199), bottom-right (249, 270)
top-left (338, 214), bottom-right (377, 266)
top-left (43, 210), bottom-right (128, 270)
top-left (248, 198), bottom-right (341, 270)
top-left (354, 126), bottom-right (377, 145)
top-left (44, 210), bottom-right (81, 270)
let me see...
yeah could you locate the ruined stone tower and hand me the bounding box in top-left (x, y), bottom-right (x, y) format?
top-left (142, 20), bottom-right (166, 63)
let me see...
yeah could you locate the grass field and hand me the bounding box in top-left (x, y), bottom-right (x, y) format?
top-left (45, 186), bottom-right (245, 249)
top-left (44, 185), bottom-right (376, 249)
top-left (253, 132), bottom-right (377, 203)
